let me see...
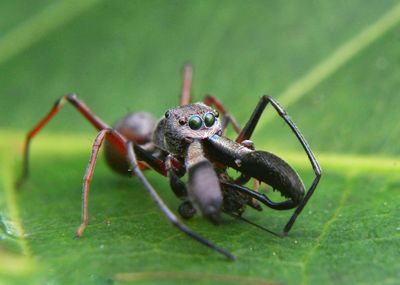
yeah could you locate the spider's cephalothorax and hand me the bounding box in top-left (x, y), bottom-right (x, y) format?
top-left (154, 103), bottom-right (222, 157)
top-left (18, 64), bottom-right (321, 261)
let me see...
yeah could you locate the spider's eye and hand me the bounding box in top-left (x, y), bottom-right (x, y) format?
top-left (204, 113), bottom-right (215, 127)
top-left (188, 115), bottom-right (202, 130)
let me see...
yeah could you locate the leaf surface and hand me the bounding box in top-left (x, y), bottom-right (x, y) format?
top-left (0, 1), bottom-right (399, 284)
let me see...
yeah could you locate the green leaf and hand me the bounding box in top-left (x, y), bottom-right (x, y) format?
top-left (1, 1), bottom-right (400, 284)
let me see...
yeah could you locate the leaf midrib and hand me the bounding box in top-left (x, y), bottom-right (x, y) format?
top-left (254, 2), bottom-right (400, 134)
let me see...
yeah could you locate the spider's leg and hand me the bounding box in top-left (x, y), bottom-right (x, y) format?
top-left (164, 153), bottom-right (196, 218)
top-left (180, 63), bottom-right (193, 106)
top-left (17, 94), bottom-right (110, 186)
top-left (164, 155), bottom-right (197, 219)
top-left (203, 95), bottom-right (241, 134)
top-left (165, 154), bottom-right (187, 198)
top-left (235, 95), bottom-right (322, 235)
top-left (126, 142), bottom-right (235, 260)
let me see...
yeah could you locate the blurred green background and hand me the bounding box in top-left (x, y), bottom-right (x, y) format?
top-left (0, 1), bottom-right (399, 284)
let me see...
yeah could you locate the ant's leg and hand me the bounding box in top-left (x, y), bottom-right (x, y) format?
top-left (180, 64), bottom-right (193, 106)
top-left (126, 141), bottom-right (235, 260)
top-left (203, 95), bottom-right (241, 134)
top-left (236, 95), bottom-right (322, 235)
top-left (17, 94), bottom-right (110, 186)
top-left (75, 128), bottom-right (126, 238)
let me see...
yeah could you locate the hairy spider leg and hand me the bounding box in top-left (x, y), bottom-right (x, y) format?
top-left (165, 154), bottom-right (187, 198)
top-left (235, 95), bottom-right (322, 235)
top-left (126, 142), bottom-right (235, 260)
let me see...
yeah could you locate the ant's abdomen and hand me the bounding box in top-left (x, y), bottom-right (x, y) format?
top-left (104, 112), bottom-right (157, 175)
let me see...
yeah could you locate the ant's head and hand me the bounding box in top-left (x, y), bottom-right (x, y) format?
top-left (163, 103), bottom-right (222, 142)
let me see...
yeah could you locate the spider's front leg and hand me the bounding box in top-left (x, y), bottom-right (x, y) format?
top-left (164, 154), bottom-right (197, 219)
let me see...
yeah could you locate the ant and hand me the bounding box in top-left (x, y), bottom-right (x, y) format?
top-left (18, 64), bottom-right (321, 260)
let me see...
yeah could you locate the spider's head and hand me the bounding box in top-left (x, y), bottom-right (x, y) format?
top-left (162, 103), bottom-right (222, 155)
top-left (164, 103), bottom-right (222, 139)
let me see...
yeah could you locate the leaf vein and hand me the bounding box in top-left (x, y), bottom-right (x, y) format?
top-left (254, 2), bottom-right (400, 133)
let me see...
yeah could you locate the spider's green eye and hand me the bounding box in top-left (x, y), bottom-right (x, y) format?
top-left (188, 115), bottom-right (202, 130)
top-left (204, 113), bottom-right (215, 127)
